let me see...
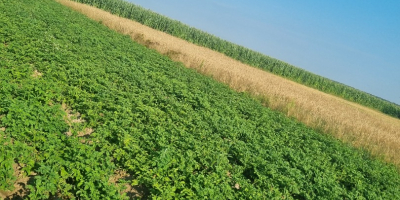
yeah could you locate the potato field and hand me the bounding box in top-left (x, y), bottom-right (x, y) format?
top-left (1, 0), bottom-right (400, 199)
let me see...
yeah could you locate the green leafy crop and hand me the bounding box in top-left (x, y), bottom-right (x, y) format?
top-left (72, 0), bottom-right (400, 119)
top-left (0, 0), bottom-right (399, 199)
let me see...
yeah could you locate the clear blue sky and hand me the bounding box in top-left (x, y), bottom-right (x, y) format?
top-left (128, 0), bottom-right (400, 105)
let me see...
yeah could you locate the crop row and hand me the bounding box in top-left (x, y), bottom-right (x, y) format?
top-left (0, 0), bottom-right (400, 199)
top-left (71, 0), bottom-right (400, 119)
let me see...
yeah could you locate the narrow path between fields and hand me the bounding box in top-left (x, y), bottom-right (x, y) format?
top-left (57, 0), bottom-right (400, 168)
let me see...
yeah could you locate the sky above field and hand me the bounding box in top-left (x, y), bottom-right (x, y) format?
top-left (128, 0), bottom-right (400, 105)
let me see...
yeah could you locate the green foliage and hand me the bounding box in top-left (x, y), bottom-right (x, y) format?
top-left (72, 0), bottom-right (400, 119)
top-left (0, 0), bottom-right (400, 199)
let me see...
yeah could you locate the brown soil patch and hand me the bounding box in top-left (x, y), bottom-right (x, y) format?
top-left (61, 103), bottom-right (93, 137)
top-left (62, 103), bottom-right (85, 124)
top-left (31, 70), bottom-right (43, 78)
top-left (109, 170), bottom-right (149, 199)
top-left (0, 127), bottom-right (14, 145)
top-left (58, 0), bottom-right (400, 167)
top-left (0, 115), bottom-right (5, 136)
top-left (77, 127), bottom-right (93, 137)
top-left (227, 171), bottom-right (232, 178)
top-left (0, 163), bottom-right (36, 200)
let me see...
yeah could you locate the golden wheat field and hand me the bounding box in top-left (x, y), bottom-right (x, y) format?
top-left (58, 0), bottom-right (400, 168)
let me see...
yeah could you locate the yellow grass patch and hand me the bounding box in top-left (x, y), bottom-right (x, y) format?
top-left (58, 0), bottom-right (400, 167)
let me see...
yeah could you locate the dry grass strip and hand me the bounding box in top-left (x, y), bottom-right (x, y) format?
top-left (57, 0), bottom-right (400, 168)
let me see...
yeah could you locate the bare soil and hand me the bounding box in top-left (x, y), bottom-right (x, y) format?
top-left (61, 103), bottom-right (93, 137)
top-left (109, 170), bottom-right (149, 199)
top-left (0, 164), bottom-right (36, 200)
top-left (31, 70), bottom-right (42, 78)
